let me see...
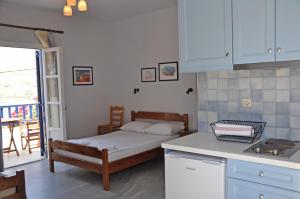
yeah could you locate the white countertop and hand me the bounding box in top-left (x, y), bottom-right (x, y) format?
top-left (162, 132), bottom-right (300, 170)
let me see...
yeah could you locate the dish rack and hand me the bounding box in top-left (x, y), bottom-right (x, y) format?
top-left (210, 120), bottom-right (266, 143)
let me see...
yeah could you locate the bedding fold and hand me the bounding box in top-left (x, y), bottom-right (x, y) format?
top-left (68, 140), bottom-right (118, 151)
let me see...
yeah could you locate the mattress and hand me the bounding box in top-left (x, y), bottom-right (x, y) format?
top-left (54, 130), bottom-right (179, 164)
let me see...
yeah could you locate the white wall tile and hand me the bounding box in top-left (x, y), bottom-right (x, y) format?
top-left (207, 79), bottom-right (218, 89)
top-left (207, 90), bottom-right (218, 101)
top-left (251, 78), bottom-right (263, 89)
top-left (276, 77), bottom-right (290, 90)
top-left (263, 90), bottom-right (276, 102)
top-left (276, 90), bottom-right (290, 102)
top-left (276, 68), bottom-right (290, 77)
top-left (239, 78), bottom-right (251, 89)
top-left (263, 77), bottom-right (276, 89)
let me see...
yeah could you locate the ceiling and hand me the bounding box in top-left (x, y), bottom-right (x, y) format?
top-left (2, 0), bottom-right (177, 21)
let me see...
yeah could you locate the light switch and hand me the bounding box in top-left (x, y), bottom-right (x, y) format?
top-left (242, 99), bottom-right (252, 108)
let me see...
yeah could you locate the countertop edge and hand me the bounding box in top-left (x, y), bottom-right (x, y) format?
top-left (161, 143), bottom-right (300, 170)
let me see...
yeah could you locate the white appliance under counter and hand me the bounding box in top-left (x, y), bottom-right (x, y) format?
top-left (165, 151), bottom-right (226, 199)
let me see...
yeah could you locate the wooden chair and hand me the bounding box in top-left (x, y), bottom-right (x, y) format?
top-left (98, 106), bottom-right (124, 135)
top-left (0, 170), bottom-right (26, 199)
top-left (21, 121), bottom-right (40, 154)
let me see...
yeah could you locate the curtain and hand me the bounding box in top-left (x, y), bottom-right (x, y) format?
top-left (35, 31), bottom-right (56, 48)
top-left (35, 31), bottom-right (60, 129)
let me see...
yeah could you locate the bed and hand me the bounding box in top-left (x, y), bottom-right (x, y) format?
top-left (48, 111), bottom-right (189, 191)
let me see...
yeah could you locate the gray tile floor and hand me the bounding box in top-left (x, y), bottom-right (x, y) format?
top-left (6, 158), bottom-right (165, 199)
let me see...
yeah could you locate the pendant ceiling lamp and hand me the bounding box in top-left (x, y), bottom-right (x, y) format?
top-left (67, 0), bottom-right (77, 6)
top-left (63, 0), bottom-right (88, 16)
top-left (78, 0), bottom-right (88, 12)
top-left (63, 4), bottom-right (72, 17)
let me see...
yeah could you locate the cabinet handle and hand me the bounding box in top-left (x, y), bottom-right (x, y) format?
top-left (259, 194), bottom-right (264, 199)
top-left (277, 48), bottom-right (282, 53)
top-left (268, 48), bottom-right (272, 54)
top-left (185, 167), bottom-right (196, 171)
top-left (226, 52), bottom-right (230, 57)
top-left (259, 171), bottom-right (264, 177)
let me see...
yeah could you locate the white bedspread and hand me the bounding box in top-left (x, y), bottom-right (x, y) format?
top-left (55, 130), bottom-right (179, 163)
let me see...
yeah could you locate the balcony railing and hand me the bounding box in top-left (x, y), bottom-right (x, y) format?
top-left (0, 103), bottom-right (40, 120)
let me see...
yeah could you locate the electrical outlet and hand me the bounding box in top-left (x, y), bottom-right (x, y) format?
top-left (242, 99), bottom-right (252, 108)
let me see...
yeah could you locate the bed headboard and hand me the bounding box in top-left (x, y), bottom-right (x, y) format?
top-left (131, 111), bottom-right (189, 130)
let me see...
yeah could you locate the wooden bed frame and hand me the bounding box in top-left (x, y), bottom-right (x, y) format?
top-left (0, 170), bottom-right (26, 199)
top-left (48, 111), bottom-right (189, 191)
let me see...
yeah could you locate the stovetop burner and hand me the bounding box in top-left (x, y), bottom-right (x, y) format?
top-left (244, 139), bottom-right (300, 158)
top-left (265, 139), bottom-right (295, 148)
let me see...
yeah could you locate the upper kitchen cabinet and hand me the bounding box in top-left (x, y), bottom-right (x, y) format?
top-left (233, 0), bottom-right (300, 65)
top-left (276, 0), bottom-right (300, 61)
top-left (233, 0), bottom-right (275, 64)
top-left (178, 0), bottom-right (233, 72)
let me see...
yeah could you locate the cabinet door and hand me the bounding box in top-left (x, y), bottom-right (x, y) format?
top-left (178, 0), bottom-right (233, 72)
top-left (228, 178), bottom-right (300, 199)
top-left (276, 0), bottom-right (300, 61)
top-left (233, 0), bottom-right (275, 64)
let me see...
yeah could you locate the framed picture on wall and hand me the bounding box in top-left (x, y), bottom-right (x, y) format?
top-left (141, 68), bottom-right (157, 82)
top-left (73, 66), bottom-right (93, 86)
top-left (158, 62), bottom-right (179, 81)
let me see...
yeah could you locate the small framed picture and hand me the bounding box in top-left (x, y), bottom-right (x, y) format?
top-left (73, 66), bottom-right (93, 86)
top-left (141, 68), bottom-right (157, 82)
top-left (158, 62), bottom-right (179, 81)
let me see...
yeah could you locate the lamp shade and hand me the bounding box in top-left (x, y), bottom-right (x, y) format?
top-left (78, 0), bottom-right (87, 12)
top-left (63, 4), bottom-right (73, 16)
top-left (67, 0), bottom-right (76, 6)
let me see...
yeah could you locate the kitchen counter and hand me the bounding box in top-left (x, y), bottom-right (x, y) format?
top-left (162, 132), bottom-right (300, 170)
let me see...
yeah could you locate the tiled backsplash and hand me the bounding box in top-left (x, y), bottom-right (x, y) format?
top-left (197, 67), bottom-right (300, 140)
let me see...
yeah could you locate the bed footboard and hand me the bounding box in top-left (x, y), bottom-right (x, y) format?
top-left (48, 139), bottom-right (164, 191)
top-left (48, 139), bottom-right (110, 190)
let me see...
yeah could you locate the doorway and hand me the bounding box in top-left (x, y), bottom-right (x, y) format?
top-left (0, 46), bottom-right (45, 168)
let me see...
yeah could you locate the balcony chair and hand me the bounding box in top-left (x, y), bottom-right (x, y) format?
top-left (21, 120), bottom-right (40, 154)
top-left (0, 170), bottom-right (26, 199)
top-left (98, 106), bottom-right (124, 135)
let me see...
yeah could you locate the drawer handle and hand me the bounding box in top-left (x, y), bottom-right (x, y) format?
top-left (185, 167), bottom-right (196, 171)
top-left (259, 194), bottom-right (264, 199)
top-left (259, 171), bottom-right (264, 177)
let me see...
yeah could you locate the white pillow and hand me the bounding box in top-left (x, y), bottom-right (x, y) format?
top-left (120, 121), bottom-right (151, 133)
top-left (144, 123), bottom-right (184, 136)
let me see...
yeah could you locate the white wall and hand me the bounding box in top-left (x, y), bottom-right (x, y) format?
top-left (0, 3), bottom-right (198, 137)
top-left (106, 6), bottom-right (198, 129)
top-left (0, 2), bottom-right (112, 139)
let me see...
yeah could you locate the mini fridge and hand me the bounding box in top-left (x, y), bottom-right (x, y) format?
top-left (165, 151), bottom-right (226, 199)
